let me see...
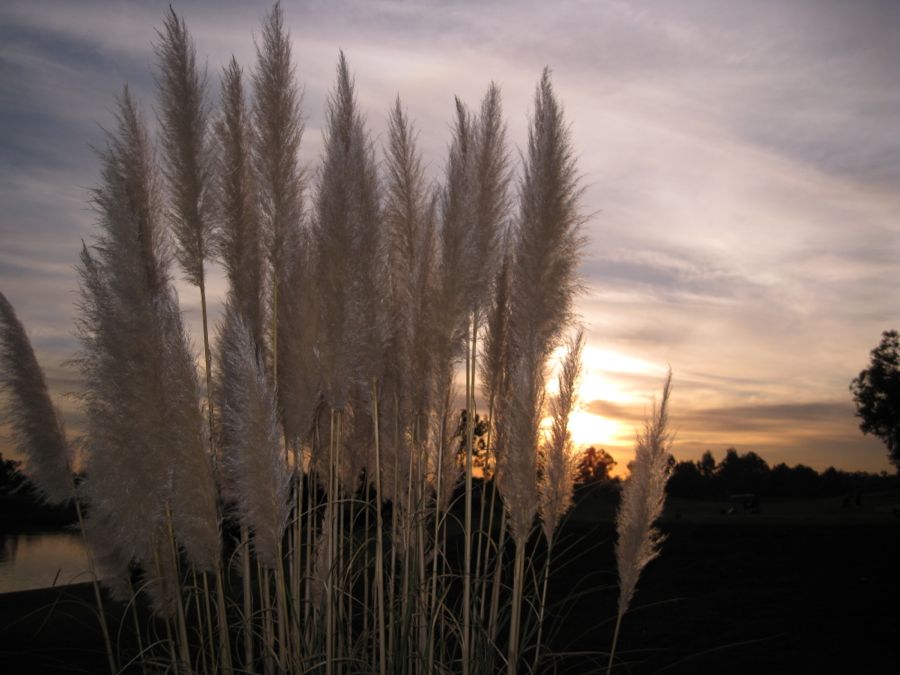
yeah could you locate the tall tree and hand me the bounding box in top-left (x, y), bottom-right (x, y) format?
top-left (576, 446), bottom-right (617, 485)
top-left (850, 329), bottom-right (900, 470)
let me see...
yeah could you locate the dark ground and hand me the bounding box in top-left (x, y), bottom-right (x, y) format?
top-left (1, 493), bottom-right (898, 674)
top-left (543, 490), bottom-right (900, 674)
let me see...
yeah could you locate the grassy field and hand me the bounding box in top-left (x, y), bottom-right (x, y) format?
top-left (1, 493), bottom-right (898, 673)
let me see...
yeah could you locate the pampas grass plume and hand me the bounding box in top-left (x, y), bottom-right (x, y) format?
top-left (216, 302), bottom-right (290, 568)
top-left (539, 328), bottom-right (583, 543)
top-left (0, 292), bottom-right (73, 504)
top-left (217, 57), bottom-right (266, 350)
top-left (155, 6), bottom-right (214, 287)
top-left (609, 370), bottom-right (674, 671)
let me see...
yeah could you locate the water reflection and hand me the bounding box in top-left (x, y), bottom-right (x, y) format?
top-left (0, 531), bottom-right (92, 594)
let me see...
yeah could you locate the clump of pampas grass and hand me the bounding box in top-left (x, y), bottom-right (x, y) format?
top-left (1, 6), bottom-right (691, 673)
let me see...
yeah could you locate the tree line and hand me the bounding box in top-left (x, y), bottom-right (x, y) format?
top-left (666, 448), bottom-right (898, 500)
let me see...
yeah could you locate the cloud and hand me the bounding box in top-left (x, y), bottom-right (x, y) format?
top-left (585, 395), bottom-right (890, 472)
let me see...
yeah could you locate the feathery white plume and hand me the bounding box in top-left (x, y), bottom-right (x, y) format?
top-left (615, 370), bottom-right (674, 615)
top-left (253, 1), bottom-right (305, 382)
top-left (276, 221), bottom-right (320, 447)
top-left (382, 97), bottom-right (437, 503)
top-left (0, 292), bottom-right (73, 505)
top-left (499, 69), bottom-right (584, 546)
top-left (155, 7), bottom-right (214, 287)
top-left (509, 68), bottom-right (585, 361)
top-left (313, 51), bottom-right (383, 412)
top-left (217, 56), bottom-right (266, 351)
top-left (435, 98), bottom-right (476, 359)
top-left (77, 87), bottom-right (219, 581)
top-left (470, 82), bottom-right (511, 314)
top-left (216, 301), bottom-right (291, 568)
top-left (539, 328), bottom-right (583, 543)
top-left (76, 88), bottom-right (178, 570)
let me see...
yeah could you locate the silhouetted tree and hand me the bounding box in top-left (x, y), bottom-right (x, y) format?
top-left (716, 449), bottom-right (770, 496)
top-left (698, 450), bottom-right (716, 480)
top-left (769, 462), bottom-right (818, 499)
top-left (850, 329), bottom-right (900, 470)
top-left (0, 452), bottom-right (29, 496)
top-left (819, 466), bottom-right (845, 498)
top-left (575, 446), bottom-right (616, 485)
top-left (667, 460), bottom-right (704, 498)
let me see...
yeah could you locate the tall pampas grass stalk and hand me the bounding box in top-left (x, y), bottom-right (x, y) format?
top-left (608, 370), bottom-right (674, 674)
top-left (461, 83), bottom-right (509, 672)
top-left (216, 301), bottom-right (291, 568)
top-left (155, 7), bottom-right (217, 447)
top-left (539, 328), bottom-right (583, 541)
top-left (500, 66), bottom-right (584, 675)
top-left (0, 292), bottom-right (117, 675)
top-left (76, 86), bottom-right (220, 622)
top-left (434, 95), bottom-right (478, 671)
top-left (216, 301), bottom-right (291, 669)
top-left (217, 54), bottom-right (264, 672)
top-left (75, 84), bottom-right (225, 675)
top-left (217, 56), bottom-right (265, 351)
top-left (534, 327), bottom-right (583, 670)
top-left (253, 1), bottom-right (305, 392)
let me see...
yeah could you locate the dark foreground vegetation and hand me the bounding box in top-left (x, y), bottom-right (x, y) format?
top-left (2, 489), bottom-right (897, 674)
top-left (0, 453), bottom-right (77, 530)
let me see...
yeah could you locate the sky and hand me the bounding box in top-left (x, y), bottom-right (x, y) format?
top-left (1, 0), bottom-right (898, 475)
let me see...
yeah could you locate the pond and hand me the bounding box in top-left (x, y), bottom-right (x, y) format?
top-left (0, 531), bottom-right (93, 594)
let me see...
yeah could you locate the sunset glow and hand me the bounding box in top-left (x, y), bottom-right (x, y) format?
top-left (568, 409), bottom-right (624, 451)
